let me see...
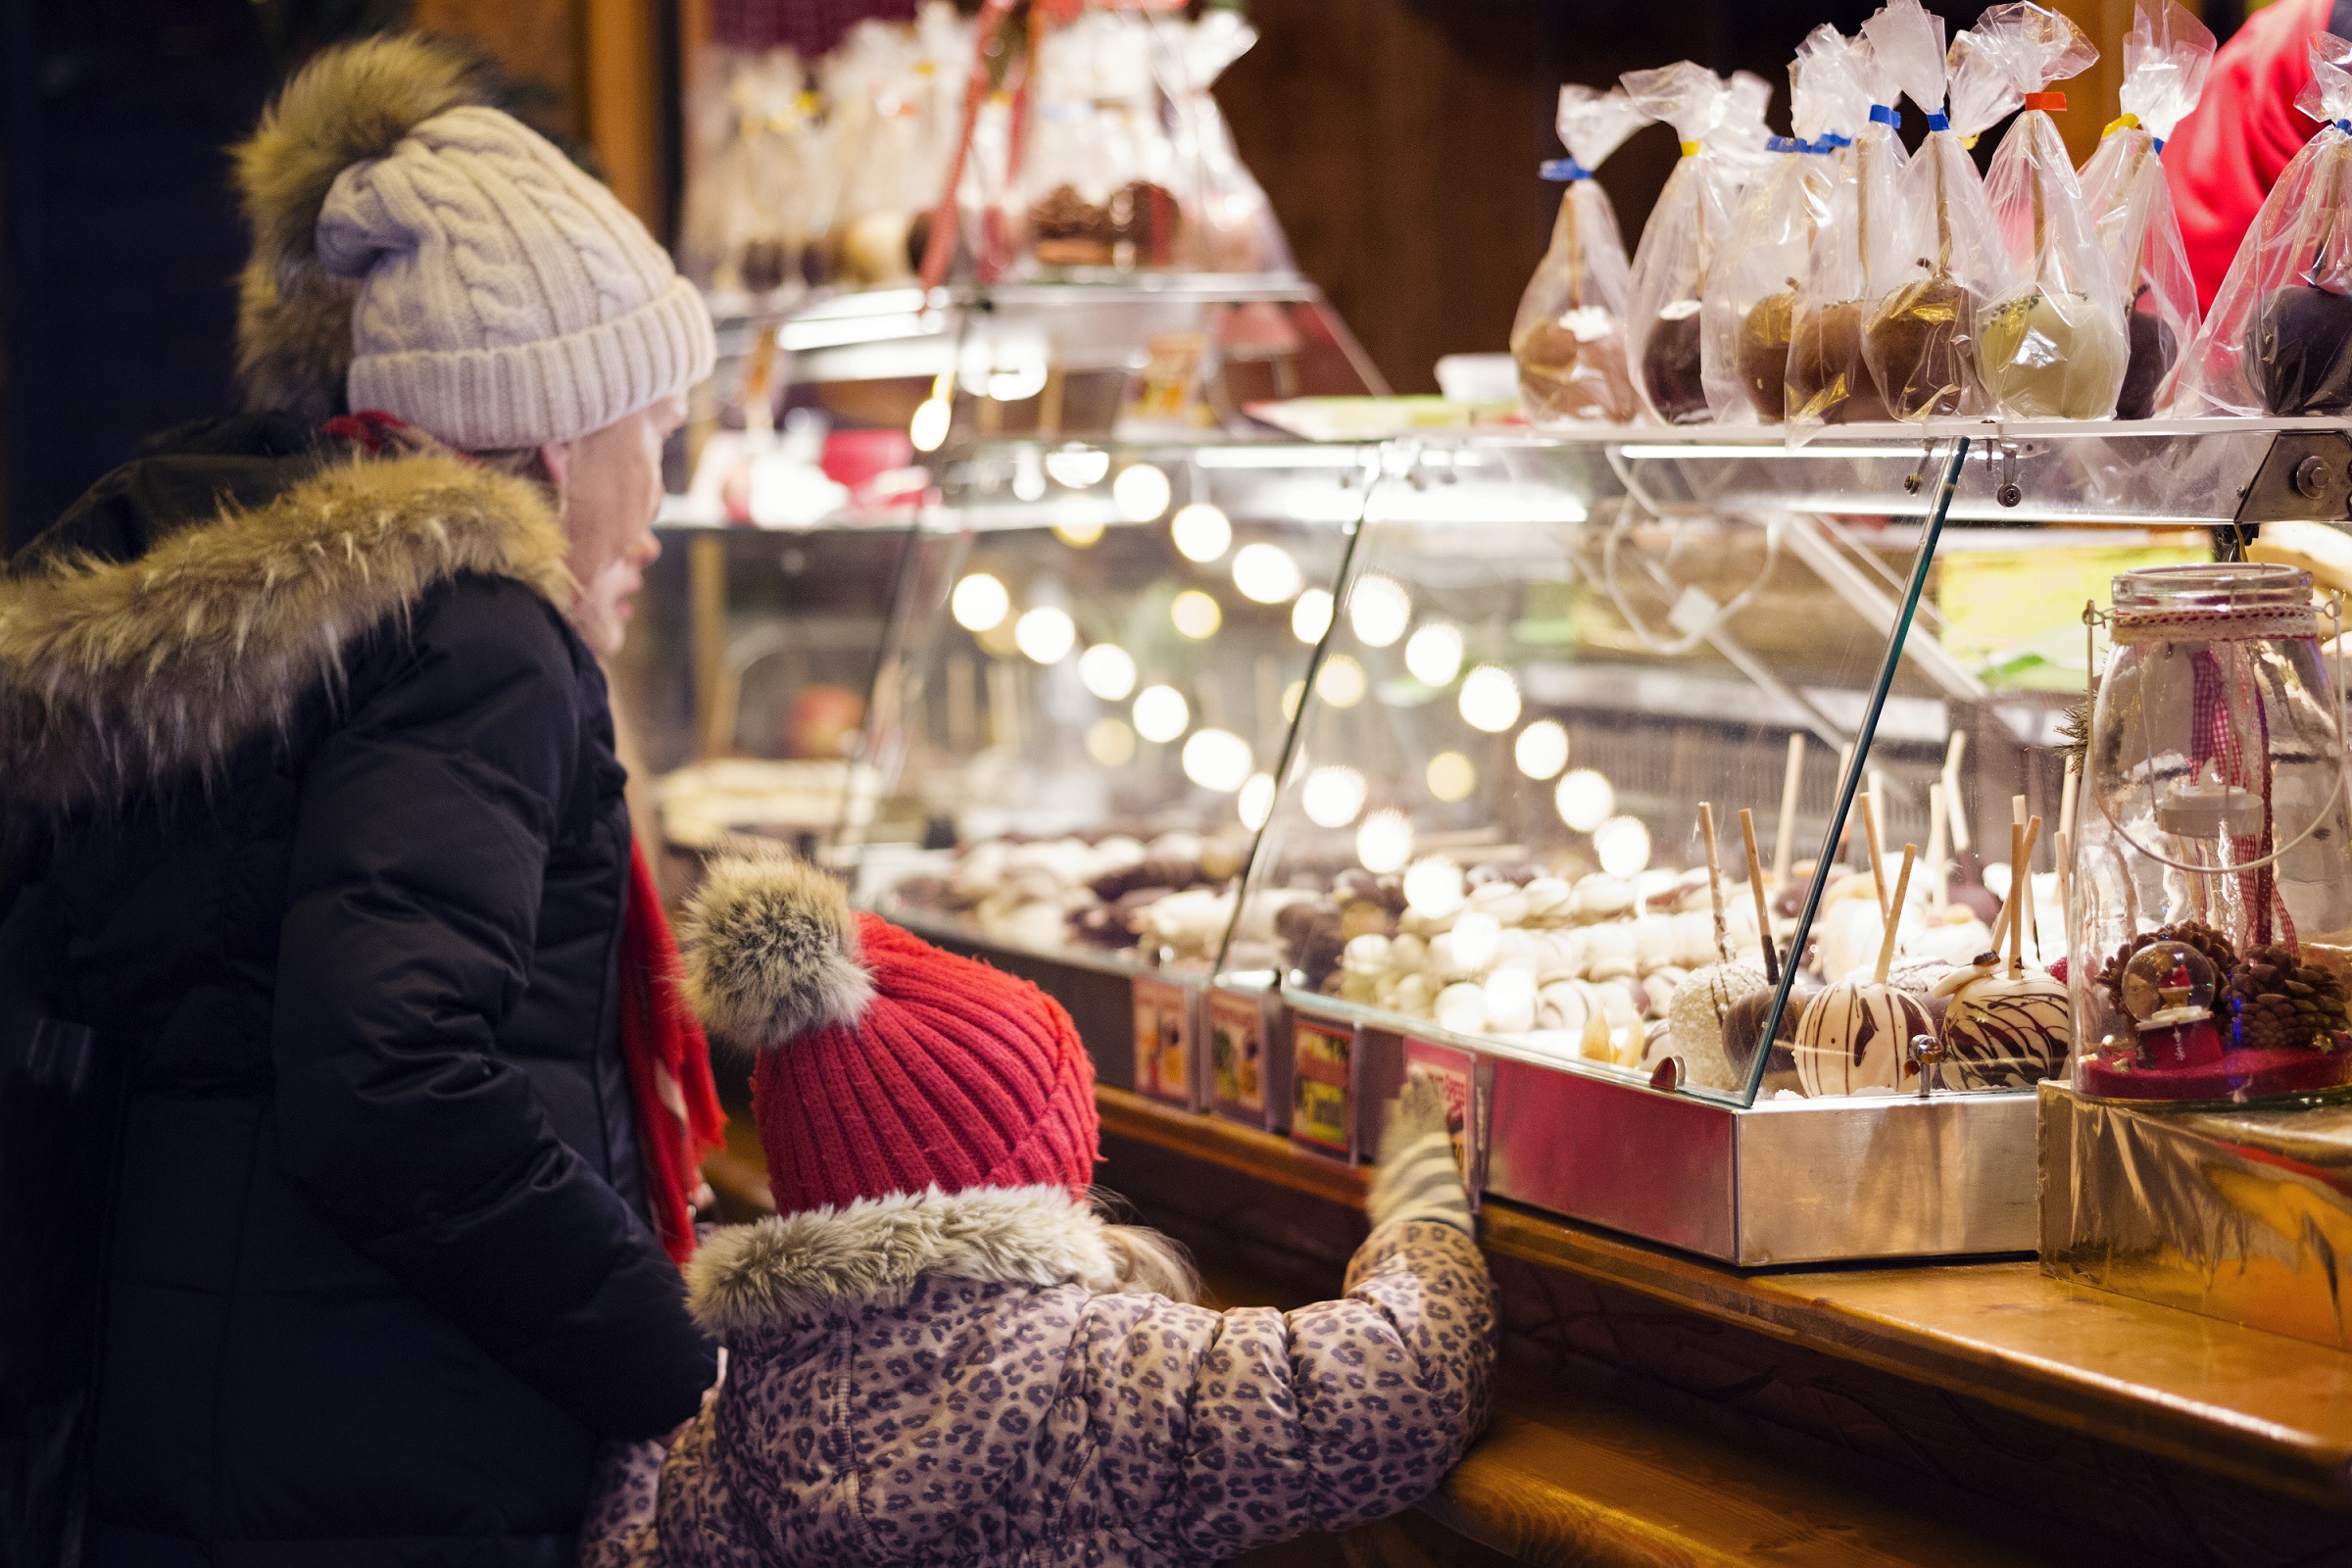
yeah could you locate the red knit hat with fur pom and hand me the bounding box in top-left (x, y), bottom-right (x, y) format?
top-left (681, 851), bottom-right (1099, 1213)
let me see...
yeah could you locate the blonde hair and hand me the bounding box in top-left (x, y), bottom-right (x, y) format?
top-left (1099, 1223), bottom-right (1201, 1304)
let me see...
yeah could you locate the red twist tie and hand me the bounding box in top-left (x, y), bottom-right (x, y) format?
top-left (2024, 91), bottom-right (2067, 113)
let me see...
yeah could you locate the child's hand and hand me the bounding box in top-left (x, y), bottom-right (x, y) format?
top-left (1367, 1069), bottom-right (1473, 1235)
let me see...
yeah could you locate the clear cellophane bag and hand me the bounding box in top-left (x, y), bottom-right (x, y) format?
top-left (2174, 32), bottom-right (2352, 416)
top-left (1978, 3), bottom-right (2128, 419)
top-left (1159, 11), bottom-right (1294, 273)
top-left (1861, 0), bottom-right (2023, 420)
top-left (1789, 21), bottom-right (1906, 433)
top-left (1623, 63), bottom-right (1736, 423)
top-left (2077, 0), bottom-right (2213, 417)
top-left (1512, 85), bottom-right (1649, 424)
top-left (1704, 29), bottom-right (1867, 423)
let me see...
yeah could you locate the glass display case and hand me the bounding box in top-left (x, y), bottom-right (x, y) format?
top-left (1210, 419), bottom-right (2345, 1263)
top-left (840, 437), bottom-right (1375, 1108)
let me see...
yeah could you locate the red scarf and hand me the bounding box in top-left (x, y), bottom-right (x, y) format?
top-left (619, 839), bottom-right (727, 1264)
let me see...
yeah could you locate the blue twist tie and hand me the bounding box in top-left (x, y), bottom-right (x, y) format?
top-left (1541, 156), bottom-right (1593, 181)
top-left (1767, 134), bottom-right (1806, 153)
top-left (1818, 131), bottom-right (1853, 149)
top-left (1870, 103), bottom-right (1902, 129)
top-left (2154, 135), bottom-right (2167, 152)
top-left (1926, 110), bottom-right (1951, 132)
top-left (2338, 119), bottom-right (2352, 134)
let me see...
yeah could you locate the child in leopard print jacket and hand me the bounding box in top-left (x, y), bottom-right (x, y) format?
top-left (582, 852), bottom-right (1494, 1568)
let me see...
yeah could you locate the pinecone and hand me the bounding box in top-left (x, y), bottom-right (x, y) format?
top-left (2096, 920), bottom-right (2239, 1016)
top-left (2226, 944), bottom-right (2351, 1054)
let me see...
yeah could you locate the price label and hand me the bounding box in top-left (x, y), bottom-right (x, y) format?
top-left (1131, 978), bottom-right (1195, 1105)
top-left (1291, 1017), bottom-right (1355, 1155)
top-left (1208, 991), bottom-right (1268, 1115)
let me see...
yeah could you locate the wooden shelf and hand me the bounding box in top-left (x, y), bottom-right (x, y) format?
top-left (1097, 1086), bottom-right (2352, 1510)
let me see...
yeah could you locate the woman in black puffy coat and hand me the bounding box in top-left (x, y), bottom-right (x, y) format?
top-left (0, 37), bottom-right (719, 1567)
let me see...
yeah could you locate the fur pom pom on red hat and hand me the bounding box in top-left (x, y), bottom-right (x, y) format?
top-left (681, 850), bottom-right (1100, 1214)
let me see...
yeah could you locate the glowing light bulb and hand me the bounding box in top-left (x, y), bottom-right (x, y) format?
top-left (1356, 809), bottom-right (1414, 874)
top-left (1113, 464), bottom-right (1172, 521)
top-left (1171, 503), bottom-right (1233, 563)
top-left (1554, 769), bottom-right (1614, 832)
top-left (1404, 622), bottom-right (1464, 687)
top-left (1315, 655), bottom-right (1366, 708)
top-left (908, 397), bottom-right (951, 453)
top-left (1402, 856), bottom-right (1466, 919)
top-left (1132, 685), bottom-right (1189, 743)
top-left (1012, 451), bottom-right (1048, 503)
top-left (1232, 543), bottom-right (1302, 604)
top-left (1291, 588), bottom-right (1334, 644)
top-left (1426, 751), bottom-right (1476, 803)
top-left (1171, 590), bottom-right (1222, 639)
top-left (951, 572), bottom-right (1009, 631)
top-left (1457, 664), bottom-right (1521, 733)
top-left (1077, 644), bottom-right (1137, 701)
top-left (1181, 729), bottom-right (1252, 793)
top-left (1593, 815), bottom-right (1652, 878)
top-left (1238, 772), bottom-right (1276, 830)
top-left (1012, 607), bottom-right (1075, 663)
top-left (1087, 718), bottom-right (1137, 766)
top-left (1054, 518), bottom-right (1104, 547)
top-left (1045, 445), bottom-right (1109, 488)
top-left (1302, 765), bottom-right (1367, 828)
top-left (1348, 575), bottom-right (1411, 648)
top-left (1515, 719), bottom-right (1569, 780)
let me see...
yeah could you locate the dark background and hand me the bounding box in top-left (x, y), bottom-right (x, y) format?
top-left (1, 0), bottom-right (2241, 551)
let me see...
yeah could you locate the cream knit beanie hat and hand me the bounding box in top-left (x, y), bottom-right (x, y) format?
top-left (313, 104), bottom-right (714, 450)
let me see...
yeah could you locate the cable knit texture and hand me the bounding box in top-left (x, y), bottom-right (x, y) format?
top-left (741, 914), bottom-right (1102, 1212)
top-left (315, 103), bottom-right (715, 447)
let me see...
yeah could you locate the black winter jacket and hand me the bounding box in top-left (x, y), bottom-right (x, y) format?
top-left (0, 417), bottom-right (714, 1568)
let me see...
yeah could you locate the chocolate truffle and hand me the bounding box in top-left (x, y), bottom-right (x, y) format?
top-left (1869, 276), bottom-right (1974, 419)
top-left (1738, 289), bottom-right (1794, 422)
top-left (1642, 301), bottom-right (1708, 423)
top-left (2251, 283), bottom-right (2352, 416)
top-left (2116, 309), bottom-right (2178, 420)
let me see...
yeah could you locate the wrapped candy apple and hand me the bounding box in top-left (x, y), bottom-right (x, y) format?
top-left (1166, 10), bottom-right (1295, 274)
top-left (1788, 21), bottom-right (1904, 432)
top-left (2173, 33), bottom-right (2352, 416)
top-left (1512, 85), bottom-right (1648, 424)
top-left (2070, 564), bottom-right (2352, 1102)
top-left (1704, 27), bottom-right (1872, 423)
top-left (1975, 3), bottom-right (2130, 419)
top-left (1622, 64), bottom-right (1743, 424)
top-left (2077, 0), bottom-right (2215, 418)
top-left (1862, 0), bottom-right (2023, 420)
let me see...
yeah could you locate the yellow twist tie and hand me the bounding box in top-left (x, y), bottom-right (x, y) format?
top-left (1680, 139), bottom-right (1702, 156)
top-left (1960, 133), bottom-right (1980, 150)
top-left (2103, 112), bottom-right (2142, 138)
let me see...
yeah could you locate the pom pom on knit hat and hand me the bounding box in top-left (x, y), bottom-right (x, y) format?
top-left (680, 850), bottom-right (1101, 1214)
top-left (682, 848), bottom-right (874, 1051)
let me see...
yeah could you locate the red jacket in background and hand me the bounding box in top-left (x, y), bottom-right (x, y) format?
top-left (2168, 0), bottom-right (2344, 311)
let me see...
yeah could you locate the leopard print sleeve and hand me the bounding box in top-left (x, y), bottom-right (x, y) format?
top-left (1086, 1217), bottom-right (1495, 1558)
top-left (640, 1400), bottom-right (769, 1568)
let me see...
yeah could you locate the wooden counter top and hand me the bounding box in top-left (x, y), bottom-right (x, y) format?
top-left (1099, 1086), bottom-right (2352, 1511)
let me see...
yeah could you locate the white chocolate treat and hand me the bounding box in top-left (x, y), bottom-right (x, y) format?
top-left (1936, 964), bottom-right (2071, 1088)
top-left (1484, 965), bottom-right (1539, 1033)
top-left (995, 899), bottom-right (1071, 951)
top-left (1668, 867), bottom-right (1714, 913)
top-left (952, 840), bottom-right (1010, 900)
top-left (1631, 914), bottom-right (1677, 974)
top-left (1516, 1028), bottom-right (1586, 1056)
top-left (1139, 888), bottom-right (1234, 956)
top-left (1641, 965), bottom-right (1690, 1018)
top-left (1235, 887), bottom-right (1316, 945)
top-left (1373, 972), bottom-right (1401, 1009)
top-left (1670, 909), bottom-right (1720, 969)
top-left (1091, 835), bottom-right (1148, 874)
top-left (1388, 932), bottom-right (1429, 972)
top-left (1343, 933), bottom-right (1392, 976)
top-left (1395, 972), bottom-right (1435, 1017)
top-left (1494, 928), bottom-right (1538, 970)
top-left (1911, 910), bottom-right (1994, 966)
top-left (1467, 881), bottom-right (1531, 927)
top-left (1147, 830), bottom-right (1206, 865)
top-left (1435, 981), bottom-right (1490, 1035)
top-left (1398, 906), bottom-right (1456, 939)
top-left (1522, 877), bottom-right (1576, 925)
top-left (1795, 981), bottom-right (1934, 1096)
top-left (1583, 924), bottom-right (1638, 981)
top-left (1571, 874), bottom-right (1636, 922)
top-left (1534, 931), bottom-right (1584, 983)
top-left (1536, 980), bottom-right (1591, 1033)
top-left (1666, 960), bottom-right (1769, 1092)
top-left (1340, 972), bottom-right (1377, 1004)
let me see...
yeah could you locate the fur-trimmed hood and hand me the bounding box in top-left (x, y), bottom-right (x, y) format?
top-left (0, 451), bottom-right (572, 811)
top-left (687, 1187), bottom-right (1164, 1340)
